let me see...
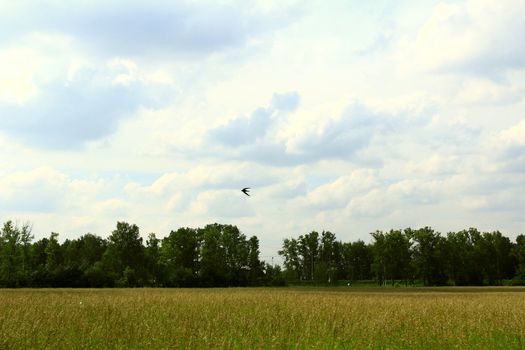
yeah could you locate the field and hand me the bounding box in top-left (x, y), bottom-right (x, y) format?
top-left (1, 287), bottom-right (525, 349)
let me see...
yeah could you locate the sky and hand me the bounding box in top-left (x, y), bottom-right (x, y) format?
top-left (1, 0), bottom-right (524, 262)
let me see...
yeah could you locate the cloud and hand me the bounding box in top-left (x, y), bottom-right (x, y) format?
top-left (208, 91), bottom-right (301, 148)
top-left (0, 166), bottom-right (109, 215)
top-left (0, 59), bottom-right (172, 149)
top-left (271, 91), bottom-right (300, 112)
top-left (93, 198), bottom-right (130, 218)
top-left (287, 102), bottom-right (390, 159)
top-left (278, 101), bottom-right (429, 165)
top-left (190, 190), bottom-right (255, 218)
top-left (492, 118), bottom-right (525, 172)
top-left (410, 0), bottom-right (525, 77)
top-left (208, 107), bottom-right (274, 147)
top-left (204, 98), bottom-right (432, 167)
top-left (124, 162), bottom-right (277, 214)
top-left (0, 47), bottom-right (41, 104)
top-left (0, 0), bottom-right (296, 58)
top-left (295, 169), bottom-right (379, 211)
top-left (0, 167), bottom-right (67, 212)
top-left (454, 78), bottom-right (525, 106)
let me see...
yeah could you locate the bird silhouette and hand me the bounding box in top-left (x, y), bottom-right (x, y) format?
top-left (241, 187), bottom-right (250, 196)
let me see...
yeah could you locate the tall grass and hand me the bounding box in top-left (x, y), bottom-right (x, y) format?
top-left (1, 287), bottom-right (525, 349)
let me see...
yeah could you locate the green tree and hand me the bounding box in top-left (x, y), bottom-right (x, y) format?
top-left (61, 239), bottom-right (84, 286)
top-left (278, 238), bottom-right (302, 280)
top-left (341, 240), bottom-right (373, 281)
top-left (408, 227), bottom-right (447, 286)
top-left (161, 227), bottom-right (201, 286)
top-left (77, 233), bottom-right (107, 271)
top-left (29, 237), bottom-right (49, 286)
top-left (263, 263), bottom-right (286, 286)
top-left (45, 232), bottom-right (65, 286)
top-left (199, 224), bottom-right (228, 286)
top-left (247, 236), bottom-right (264, 286)
top-left (197, 223), bottom-right (254, 287)
top-left (221, 224), bottom-right (250, 285)
top-left (45, 232), bottom-right (61, 271)
top-left (104, 222), bottom-right (146, 286)
top-left (145, 233), bottom-right (163, 286)
top-left (74, 233), bottom-right (108, 287)
top-left (318, 231), bottom-right (337, 283)
top-left (445, 229), bottom-right (484, 285)
top-left (512, 235), bottom-right (525, 281)
top-left (299, 231), bottom-right (320, 281)
top-left (371, 230), bottom-right (412, 286)
top-left (0, 221), bottom-right (33, 286)
top-left (476, 231), bottom-right (515, 285)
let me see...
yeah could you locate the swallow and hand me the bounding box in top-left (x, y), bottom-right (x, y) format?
top-left (241, 187), bottom-right (250, 196)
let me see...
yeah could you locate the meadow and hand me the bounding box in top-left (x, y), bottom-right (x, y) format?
top-left (1, 287), bottom-right (525, 349)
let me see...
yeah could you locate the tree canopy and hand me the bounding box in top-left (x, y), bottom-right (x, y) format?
top-left (279, 227), bottom-right (524, 286)
top-left (0, 221), bottom-right (283, 288)
top-left (1, 220), bottom-right (524, 287)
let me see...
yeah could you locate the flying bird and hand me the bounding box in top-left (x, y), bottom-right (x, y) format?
top-left (241, 187), bottom-right (250, 196)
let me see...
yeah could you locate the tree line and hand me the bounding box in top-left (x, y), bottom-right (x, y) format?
top-left (278, 227), bottom-right (525, 286)
top-left (2, 220), bottom-right (525, 287)
top-left (0, 221), bottom-right (284, 288)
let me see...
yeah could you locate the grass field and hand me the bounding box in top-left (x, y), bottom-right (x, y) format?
top-left (1, 287), bottom-right (525, 349)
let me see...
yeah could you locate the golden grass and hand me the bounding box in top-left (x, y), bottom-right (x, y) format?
top-left (1, 287), bottom-right (525, 349)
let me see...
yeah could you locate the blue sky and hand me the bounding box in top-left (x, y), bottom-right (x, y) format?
top-left (1, 0), bottom-right (524, 261)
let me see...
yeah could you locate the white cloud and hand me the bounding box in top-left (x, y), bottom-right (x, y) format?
top-left (0, 48), bottom-right (41, 104)
top-left (492, 118), bottom-right (525, 172)
top-left (0, 0), bottom-right (297, 59)
top-left (271, 91), bottom-right (300, 112)
top-left (0, 57), bottom-right (174, 149)
top-left (208, 107), bottom-right (274, 147)
top-left (0, 167), bottom-right (67, 212)
top-left (499, 118), bottom-right (525, 146)
top-left (406, 0), bottom-right (525, 76)
top-left (94, 198), bottom-right (130, 218)
top-left (295, 169), bottom-right (379, 210)
top-left (189, 190), bottom-right (255, 218)
top-left (204, 98), bottom-right (434, 166)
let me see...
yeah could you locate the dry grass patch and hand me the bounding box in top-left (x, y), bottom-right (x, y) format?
top-left (1, 287), bottom-right (524, 349)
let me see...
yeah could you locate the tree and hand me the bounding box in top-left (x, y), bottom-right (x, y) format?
top-left (19, 222), bottom-right (33, 285)
top-left (221, 224), bottom-right (250, 285)
top-left (476, 231), bottom-right (515, 285)
top-left (77, 233), bottom-right (107, 271)
top-left (161, 227), bottom-right (201, 287)
top-left (278, 238), bottom-right (302, 280)
top-left (341, 240), bottom-right (373, 281)
top-left (371, 230), bottom-right (412, 286)
top-left (104, 222), bottom-right (146, 286)
top-left (299, 231), bottom-right (320, 281)
top-left (512, 235), bottom-right (525, 281)
top-left (45, 232), bottom-right (61, 271)
top-left (247, 236), bottom-right (264, 286)
top-left (408, 227), bottom-right (447, 286)
top-left (199, 224), bottom-right (228, 287)
top-left (0, 219), bottom-right (521, 288)
top-left (263, 263), bottom-right (286, 286)
top-left (0, 221), bottom-right (32, 286)
top-left (76, 233), bottom-right (108, 287)
top-left (145, 233), bottom-right (162, 286)
top-left (29, 237), bottom-right (49, 286)
top-left (318, 231), bottom-right (338, 283)
top-left (445, 229), bottom-right (484, 285)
